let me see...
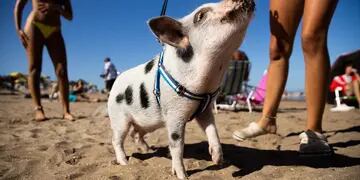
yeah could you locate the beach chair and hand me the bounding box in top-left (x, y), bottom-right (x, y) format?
top-left (242, 70), bottom-right (267, 113)
top-left (215, 69), bottom-right (267, 113)
top-left (330, 87), bottom-right (355, 112)
top-left (214, 59), bottom-right (250, 113)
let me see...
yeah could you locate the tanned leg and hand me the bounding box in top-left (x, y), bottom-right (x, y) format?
top-left (25, 24), bottom-right (47, 121)
top-left (301, 0), bottom-right (338, 132)
top-left (45, 31), bottom-right (74, 121)
top-left (257, 0), bottom-right (304, 130)
top-left (352, 80), bottom-right (360, 106)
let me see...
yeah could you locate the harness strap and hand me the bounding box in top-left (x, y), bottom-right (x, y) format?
top-left (153, 51), bottom-right (220, 120)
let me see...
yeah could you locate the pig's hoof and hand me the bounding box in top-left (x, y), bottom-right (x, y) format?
top-left (172, 167), bottom-right (188, 179)
top-left (209, 146), bottom-right (223, 165)
top-left (112, 159), bottom-right (128, 165)
top-left (111, 160), bottom-right (120, 165)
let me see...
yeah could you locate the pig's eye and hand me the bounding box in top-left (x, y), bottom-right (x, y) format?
top-left (193, 7), bottom-right (211, 24)
top-left (194, 12), bottom-right (205, 23)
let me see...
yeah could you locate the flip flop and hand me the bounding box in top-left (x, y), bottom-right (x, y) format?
top-left (299, 130), bottom-right (333, 157)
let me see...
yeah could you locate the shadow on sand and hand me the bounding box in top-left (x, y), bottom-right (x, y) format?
top-left (286, 125), bottom-right (360, 138)
top-left (132, 141), bottom-right (360, 177)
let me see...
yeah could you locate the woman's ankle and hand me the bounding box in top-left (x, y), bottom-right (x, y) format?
top-left (257, 115), bottom-right (277, 133)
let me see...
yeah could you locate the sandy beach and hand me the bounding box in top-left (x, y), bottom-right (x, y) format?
top-left (0, 92), bottom-right (359, 180)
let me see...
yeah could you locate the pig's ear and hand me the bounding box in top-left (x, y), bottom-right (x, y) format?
top-left (148, 16), bottom-right (189, 49)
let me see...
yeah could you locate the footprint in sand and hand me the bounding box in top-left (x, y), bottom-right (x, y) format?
top-left (5, 159), bottom-right (40, 179)
top-left (83, 138), bottom-right (96, 143)
top-left (0, 167), bottom-right (10, 178)
top-left (65, 172), bottom-right (84, 179)
top-left (47, 141), bottom-right (72, 167)
top-left (37, 145), bottom-right (49, 151)
top-left (29, 128), bottom-right (42, 138)
top-left (9, 118), bottom-right (23, 124)
top-left (63, 148), bottom-right (76, 155)
top-left (54, 140), bottom-right (69, 149)
top-left (108, 176), bottom-right (121, 180)
top-left (65, 155), bottom-right (82, 165)
top-left (79, 164), bottom-right (97, 173)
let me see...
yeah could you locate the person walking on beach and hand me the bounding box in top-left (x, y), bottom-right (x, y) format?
top-left (14, 0), bottom-right (74, 121)
top-left (233, 0), bottom-right (338, 156)
top-left (100, 57), bottom-right (118, 93)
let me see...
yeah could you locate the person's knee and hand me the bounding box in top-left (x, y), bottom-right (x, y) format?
top-left (55, 64), bottom-right (68, 78)
top-left (301, 31), bottom-right (326, 56)
top-left (269, 37), bottom-right (292, 61)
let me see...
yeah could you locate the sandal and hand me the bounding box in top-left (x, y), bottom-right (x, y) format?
top-left (232, 122), bottom-right (267, 141)
top-left (299, 130), bottom-right (333, 156)
top-left (233, 116), bottom-right (277, 141)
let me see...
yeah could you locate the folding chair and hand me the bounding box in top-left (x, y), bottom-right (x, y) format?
top-left (241, 70), bottom-right (267, 113)
top-left (214, 59), bottom-right (250, 113)
top-left (330, 87), bottom-right (355, 112)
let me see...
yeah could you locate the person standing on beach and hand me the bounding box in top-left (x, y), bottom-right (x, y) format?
top-left (14, 0), bottom-right (74, 121)
top-left (100, 57), bottom-right (118, 92)
top-left (233, 0), bottom-right (338, 156)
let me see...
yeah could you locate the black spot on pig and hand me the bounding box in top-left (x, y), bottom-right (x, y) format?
top-left (177, 45), bottom-right (194, 63)
top-left (140, 83), bottom-right (149, 109)
top-left (171, 133), bottom-right (180, 141)
top-left (125, 86), bottom-right (133, 105)
top-left (116, 94), bottom-right (124, 103)
top-left (145, 59), bottom-right (155, 74)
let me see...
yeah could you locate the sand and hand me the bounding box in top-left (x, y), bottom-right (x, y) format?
top-left (0, 92), bottom-right (359, 180)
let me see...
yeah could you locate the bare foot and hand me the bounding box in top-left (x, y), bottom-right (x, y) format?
top-left (63, 113), bottom-right (75, 121)
top-left (35, 110), bottom-right (47, 121)
top-left (34, 107), bottom-right (47, 122)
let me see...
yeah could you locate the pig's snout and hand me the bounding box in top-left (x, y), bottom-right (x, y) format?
top-left (225, 0), bottom-right (255, 13)
top-left (221, 0), bottom-right (255, 23)
top-left (238, 0), bottom-right (255, 13)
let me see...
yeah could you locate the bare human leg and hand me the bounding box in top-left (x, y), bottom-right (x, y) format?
top-left (257, 0), bottom-right (305, 131)
top-left (46, 31), bottom-right (74, 121)
top-left (352, 79), bottom-right (360, 105)
top-left (233, 0), bottom-right (304, 141)
top-left (301, 0), bottom-right (338, 132)
top-left (25, 23), bottom-right (47, 121)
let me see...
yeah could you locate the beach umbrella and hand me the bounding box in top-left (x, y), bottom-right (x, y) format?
top-left (330, 49), bottom-right (360, 79)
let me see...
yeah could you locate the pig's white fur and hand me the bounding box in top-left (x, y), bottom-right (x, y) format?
top-left (108, 1), bottom-right (253, 179)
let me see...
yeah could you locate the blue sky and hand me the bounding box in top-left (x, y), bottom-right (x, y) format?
top-left (0, 0), bottom-right (359, 91)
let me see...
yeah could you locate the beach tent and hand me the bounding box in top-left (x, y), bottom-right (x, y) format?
top-left (327, 49), bottom-right (360, 105)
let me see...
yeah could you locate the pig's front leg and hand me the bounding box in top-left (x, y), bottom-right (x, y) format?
top-left (195, 107), bottom-right (223, 165)
top-left (166, 117), bottom-right (188, 179)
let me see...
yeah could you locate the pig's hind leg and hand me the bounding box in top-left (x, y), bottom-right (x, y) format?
top-left (111, 113), bottom-right (132, 165)
top-left (131, 124), bottom-right (151, 152)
